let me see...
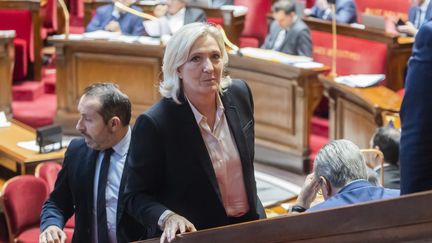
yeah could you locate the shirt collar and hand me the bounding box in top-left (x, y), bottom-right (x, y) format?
top-left (112, 126), bottom-right (131, 157)
top-left (112, 7), bottom-right (121, 19)
top-left (186, 94), bottom-right (225, 124)
top-left (421, 0), bottom-right (430, 11)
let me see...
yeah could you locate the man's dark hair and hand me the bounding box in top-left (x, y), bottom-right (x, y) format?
top-left (372, 127), bottom-right (401, 165)
top-left (83, 83), bottom-right (132, 126)
top-left (272, 0), bottom-right (296, 15)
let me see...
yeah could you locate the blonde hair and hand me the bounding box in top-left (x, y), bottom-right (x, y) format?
top-left (159, 22), bottom-right (231, 104)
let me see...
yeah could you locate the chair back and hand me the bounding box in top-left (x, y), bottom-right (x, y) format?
top-left (235, 0), bottom-right (271, 45)
top-left (0, 175), bottom-right (48, 242)
top-left (361, 149), bottom-right (384, 185)
top-left (35, 161), bottom-right (62, 193)
top-left (0, 10), bottom-right (33, 61)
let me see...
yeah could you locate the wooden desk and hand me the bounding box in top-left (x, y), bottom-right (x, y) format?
top-left (0, 0), bottom-right (42, 80)
top-left (83, 0), bottom-right (245, 44)
top-left (51, 38), bottom-right (327, 173)
top-left (0, 30), bottom-right (15, 117)
top-left (320, 76), bottom-right (402, 149)
top-left (304, 17), bottom-right (413, 91)
top-left (0, 120), bottom-right (65, 175)
top-left (139, 191), bottom-right (432, 242)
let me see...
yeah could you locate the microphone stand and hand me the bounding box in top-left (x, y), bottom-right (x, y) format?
top-left (330, 2), bottom-right (337, 78)
top-left (58, 0), bottom-right (70, 38)
top-left (217, 25), bottom-right (242, 56)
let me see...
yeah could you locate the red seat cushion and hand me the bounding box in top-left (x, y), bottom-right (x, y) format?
top-left (15, 227), bottom-right (40, 243)
top-left (207, 17), bottom-right (224, 26)
top-left (1, 176), bottom-right (48, 239)
top-left (239, 37), bottom-right (260, 48)
top-left (13, 38), bottom-right (28, 81)
top-left (234, 0), bottom-right (271, 46)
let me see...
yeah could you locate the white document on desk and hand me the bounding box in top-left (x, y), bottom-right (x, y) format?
top-left (16, 136), bottom-right (75, 152)
top-left (335, 74), bottom-right (385, 88)
top-left (0, 111), bottom-right (11, 128)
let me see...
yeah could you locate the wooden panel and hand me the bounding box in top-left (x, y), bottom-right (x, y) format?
top-left (0, 31), bottom-right (14, 117)
top-left (321, 76), bottom-right (402, 149)
top-left (139, 191), bottom-right (432, 243)
top-left (304, 17), bottom-right (413, 91)
top-left (52, 38), bottom-right (164, 134)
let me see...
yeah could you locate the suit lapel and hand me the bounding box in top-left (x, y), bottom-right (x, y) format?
top-left (175, 97), bottom-right (224, 205)
top-left (220, 91), bottom-right (256, 210)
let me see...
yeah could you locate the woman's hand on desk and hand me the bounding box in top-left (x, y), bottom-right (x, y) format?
top-left (160, 213), bottom-right (197, 243)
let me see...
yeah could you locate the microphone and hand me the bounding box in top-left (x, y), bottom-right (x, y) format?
top-left (329, 1), bottom-right (337, 78)
top-left (57, 0), bottom-right (70, 38)
top-left (114, 1), bottom-right (158, 20)
top-left (217, 25), bottom-right (243, 56)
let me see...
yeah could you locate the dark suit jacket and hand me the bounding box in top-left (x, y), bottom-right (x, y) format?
top-left (308, 180), bottom-right (400, 212)
top-left (408, 2), bottom-right (432, 27)
top-left (311, 0), bottom-right (357, 24)
top-left (261, 19), bottom-right (312, 57)
top-left (124, 79), bottom-right (265, 237)
top-left (40, 139), bottom-right (146, 243)
top-left (375, 164), bottom-right (400, 189)
top-left (184, 7), bottom-right (207, 24)
top-left (86, 4), bottom-right (146, 36)
top-left (400, 21), bottom-right (432, 194)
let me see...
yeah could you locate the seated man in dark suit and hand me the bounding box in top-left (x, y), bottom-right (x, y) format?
top-left (290, 139), bottom-right (399, 213)
top-left (39, 83), bottom-right (146, 243)
top-left (305, 0), bottom-right (357, 24)
top-left (86, 0), bottom-right (146, 36)
top-left (371, 126), bottom-right (401, 189)
top-left (261, 0), bottom-right (312, 57)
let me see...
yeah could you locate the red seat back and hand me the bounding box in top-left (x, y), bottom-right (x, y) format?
top-left (0, 10), bottom-right (33, 61)
top-left (235, 0), bottom-right (272, 46)
top-left (311, 31), bottom-right (387, 82)
top-left (0, 175), bottom-right (48, 240)
top-left (40, 0), bottom-right (58, 32)
top-left (35, 161), bottom-right (62, 193)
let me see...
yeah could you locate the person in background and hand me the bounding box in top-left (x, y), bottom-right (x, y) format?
top-left (261, 0), bottom-right (312, 57)
top-left (152, 0), bottom-right (207, 35)
top-left (124, 22), bottom-right (265, 243)
top-left (397, 0), bottom-right (432, 36)
top-left (40, 83), bottom-right (146, 243)
top-left (400, 21), bottom-right (432, 194)
top-left (86, 0), bottom-right (146, 35)
top-left (291, 139), bottom-right (399, 213)
top-left (305, 0), bottom-right (357, 24)
top-left (371, 126), bottom-right (401, 189)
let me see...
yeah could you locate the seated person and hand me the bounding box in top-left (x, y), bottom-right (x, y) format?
top-left (398, 0), bottom-right (432, 36)
top-left (86, 0), bottom-right (146, 36)
top-left (371, 126), bottom-right (401, 189)
top-left (305, 0), bottom-right (357, 24)
top-left (291, 139), bottom-right (399, 213)
top-left (151, 0), bottom-right (207, 35)
top-left (261, 0), bottom-right (312, 57)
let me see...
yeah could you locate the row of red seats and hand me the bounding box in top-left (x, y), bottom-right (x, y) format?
top-left (0, 162), bottom-right (73, 243)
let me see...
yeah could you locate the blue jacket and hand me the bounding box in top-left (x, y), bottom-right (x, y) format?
top-left (400, 20), bottom-right (432, 194)
top-left (311, 0), bottom-right (357, 24)
top-left (86, 4), bottom-right (146, 36)
top-left (408, 1), bottom-right (432, 28)
top-left (308, 180), bottom-right (399, 212)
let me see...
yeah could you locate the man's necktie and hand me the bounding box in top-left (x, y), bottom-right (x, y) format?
top-left (97, 148), bottom-right (113, 243)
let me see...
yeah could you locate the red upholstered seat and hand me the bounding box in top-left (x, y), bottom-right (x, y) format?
top-left (235, 0), bottom-right (271, 47)
top-left (13, 38), bottom-right (28, 81)
top-left (40, 0), bottom-right (58, 34)
top-left (0, 176), bottom-right (48, 243)
top-left (0, 10), bottom-right (33, 81)
top-left (35, 162), bottom-right (76, 230)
